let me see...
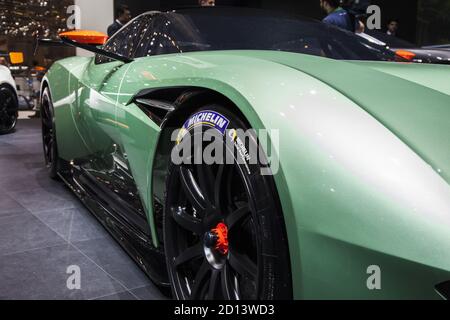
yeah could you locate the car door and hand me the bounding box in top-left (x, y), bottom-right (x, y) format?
top-left (75, 14), bottom-right (153, 235)
top-left (76, 16), bottom-right (149, 156)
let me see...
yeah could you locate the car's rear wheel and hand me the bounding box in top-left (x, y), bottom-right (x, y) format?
top-left (164, 105), bottom-right (292, 300)
top-left (41, 87), bottom-right (59, 179)
top-left (0, 85), bottom-right (18, 135)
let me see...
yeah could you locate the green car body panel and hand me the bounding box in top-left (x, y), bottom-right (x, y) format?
top-left (43, 50), bottom-right (450, 299)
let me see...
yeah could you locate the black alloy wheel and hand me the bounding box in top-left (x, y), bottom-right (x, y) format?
top-left (0, 85), bottom-right (18, 135)
top-left (164, 105), bottom-right (292, 300)
top-left (41, 87), bottom-right (59, 179)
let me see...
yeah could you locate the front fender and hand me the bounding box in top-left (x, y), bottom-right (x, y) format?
top-left (120, 53), bottom-right (450, 299)
top-left (225, 62), bottom-right (450, 299)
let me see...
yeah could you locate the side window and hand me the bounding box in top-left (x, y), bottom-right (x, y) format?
top-left (134, 15), bottom-right (184, 58)
top-left (96, 15), bottom-right (150, 64)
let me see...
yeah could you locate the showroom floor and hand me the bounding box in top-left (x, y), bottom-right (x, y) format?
top-left (0, 117), bottom-right (166, 300)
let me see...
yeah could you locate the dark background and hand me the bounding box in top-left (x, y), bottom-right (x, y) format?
top-left (115, 0), bottom-right (420, 43)
top-left (1, 0), bottom-right (448, 68)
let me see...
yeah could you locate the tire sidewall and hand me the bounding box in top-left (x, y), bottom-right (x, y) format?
top-left (0, 85), bottom-right (18, 134)
top-left (41, 88), bottom-right (59, 179)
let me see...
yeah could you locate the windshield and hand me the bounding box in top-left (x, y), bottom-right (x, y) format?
top-left (140, 8), bottom-right (398, 61)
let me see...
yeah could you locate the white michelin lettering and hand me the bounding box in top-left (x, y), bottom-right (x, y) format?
top-left (217, 117), bottom-right (227, 129)
top-left (182, 111), bottom-right (230, 137)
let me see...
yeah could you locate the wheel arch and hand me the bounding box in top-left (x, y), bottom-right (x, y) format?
top-left (145, 86), bottom-right (296, 295)
top-left (143, 86), bottom-right (253, 245)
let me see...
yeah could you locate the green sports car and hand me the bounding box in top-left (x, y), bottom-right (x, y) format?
top-left (40, 7), bottom-right (450, 300)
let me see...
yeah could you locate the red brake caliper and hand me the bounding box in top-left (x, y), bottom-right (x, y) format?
top-left (212, 222), bottom-right (229, 255)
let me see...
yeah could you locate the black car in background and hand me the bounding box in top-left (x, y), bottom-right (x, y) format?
top-left (358, 30), bottom-right (450, 65)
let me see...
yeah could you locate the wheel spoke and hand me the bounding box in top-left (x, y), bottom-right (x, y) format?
top-left (196, 162), bottom-right (215, 205)
top-left (42, 115), bottom-right (52, 128)
top-left (228, 251), bottom-right (257, 281)
top-left (193, 140), bottom-right (213, 196)
top-left (174, 243), bottom-right (203, 267)
top-left (41, 98), bottom-right (50, 119)
top-left (179, 166), bottom-right (208, 211)
top-left (207, 270), bottom-right (220, 300)
top-left (0, 95), bottom-right (14, 131)
top-left (44, 134), bottom-right (53, 161)
top-left (46, 142), bottom-right (52, 162)
top-left (203, 211), bottom-right (222, 230)
top-left (171, 206), bottom-right (203, 235)
top-left (191, 261), bottom-right (210, 299)
top-left (225, 203), bottom-right (250, 231)
top-left (221, 264), bottom-right (236, 300)
top-left (214, 164), bottom-right (225, 210)
top-left (194, 137), bottom-right (222, 208)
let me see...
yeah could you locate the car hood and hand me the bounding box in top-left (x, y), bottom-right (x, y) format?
top-left (243, 52), bottom-right (450, 185)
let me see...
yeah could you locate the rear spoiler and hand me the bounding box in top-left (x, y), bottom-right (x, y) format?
top-left (34, 36), bottom-right (132, 63)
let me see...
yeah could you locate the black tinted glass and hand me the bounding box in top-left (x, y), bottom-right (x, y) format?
top-left (96, 16), bottom-right (149, 64)
top-left (134, 8), bottom-right (397, 61)
top-left (366, 30), bottom-right (416, 49)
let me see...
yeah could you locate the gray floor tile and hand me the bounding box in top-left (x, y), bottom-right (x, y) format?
top-left (0, 168), bottom-right (63, 193)
top-left (0, 193), bottom-right (27, 218)
top-left (73, 237), bottom-right (153, 290)
top-left (34, 206), bottom-right (109, 243)
top-left (0, 119), bottom-right (165, 300)
top-left (0, 244), bottom-right (127, 300)
top-left (0, 145), bottom-right (28, 157)
top-left (7, 185), bottom-right (79, 213)
top-left (0, 213), bottom-right (66, 256)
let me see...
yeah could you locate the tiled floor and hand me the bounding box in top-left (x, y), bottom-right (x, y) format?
top-left (0, 118), bottom-right (167, 300)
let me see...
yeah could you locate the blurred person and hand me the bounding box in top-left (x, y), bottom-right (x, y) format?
top-left (356, 20), bottom-right (365, 33)
top-left (320, 0), bottom-right (355, 32)
top-left (0, 57), bottom-right (8, 67)
top-left (28, 60), bottom-right (45, 118)
top-left (199, 0), bottom-right (215, 6)
top-left (386, 19), bottom-right (399, 36)
top-left (107, 5), bottom-right (132, 37)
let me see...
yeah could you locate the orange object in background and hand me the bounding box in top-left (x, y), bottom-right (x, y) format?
top-left (9, 52), bottom-right (24, 64)
top-left (396, 50), bottom-right (417, 61)
top-left (59, 30), bottom-right (108, 45)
